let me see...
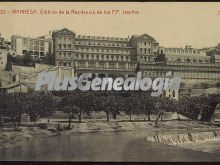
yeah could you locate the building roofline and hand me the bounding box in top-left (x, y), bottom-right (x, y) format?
top-left (11, 35), bottom-right (51, 41)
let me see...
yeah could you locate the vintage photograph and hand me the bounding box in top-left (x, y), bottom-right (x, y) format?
top-left (0, 2), bottom-right (220, 162)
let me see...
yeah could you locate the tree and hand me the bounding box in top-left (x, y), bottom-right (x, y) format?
top-left (0, 93), bottom-right (24, 129)
top-left (168, 99), bottom-right (181, 120)
top-left (200, 83), bottom-right (209, 89)
top-left (61, 92), bottom-right (94, 123)
top-left (5, 61), bottom-right (12, 71)
top-left (155, 53), bottom-right (167, 63)
top-left (159, 97), bottom-right (181, 120)
top-left (155, 100), bottom-right (162, 125)
top-left (123, 94), bottom-right (136, 121)
top-left (92, 93), bottom-right (116, 122)
top-left (91, 93), bottom-right (105, 116)
top-left (126, 96), bottom-right (133, 121)
top-left (173, 95), bottom-right (218, 122)
top-left (112, 95), bottom-right (118, 119)
top-left (138, 92), bottom-right (157, 121)
top-left (63, 105), bottom-right (80, 129)
top-left (7, 53), bottom-right (15, 63)
top-left (14, 55), bottom-right (24, 66)
top-left (0, 92), bottom-right (57, 128)
top-left (23, 53), bottom-right (34, 66)
top-left (44, 53), bottom-right (54, 65)
top-left (111, 94), bottom-right (126, 120)
top-left (0, 93), bottom-right (6, 126)
top-left (39, 92), bottom-right (57, 118)
top-left (103, 95), bottom-right (114, 122)
top-left (75, 92), bottom-right (94, 122)
top-left (180, 82), bottom-right (185, 88)
top-left (22, 92), bottom-right (56, 122)
top-left (199, 95), bottom-right (217, 121)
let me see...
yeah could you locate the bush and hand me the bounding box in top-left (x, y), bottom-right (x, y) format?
top-left (200, 83), bottom-right (209, 89)
top-left (5, 62), bottom-right (12, 71)
top-left (37, 123), bottom-right (48, 129)
top-left (57, 123), bottom-right (63, 131)
top-left (177, 95), bottom-right (217, 121)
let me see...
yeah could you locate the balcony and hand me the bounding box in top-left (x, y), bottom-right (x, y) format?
top-left (74, 61), bottom-right (135, 71)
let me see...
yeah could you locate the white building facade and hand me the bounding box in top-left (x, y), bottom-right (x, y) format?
top-left (161, 46), bottom-right (210, 64)
top-left (11, 35), bottom-right (51, 59)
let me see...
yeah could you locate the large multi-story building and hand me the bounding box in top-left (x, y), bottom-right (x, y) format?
top-left (143, 45), bottom-right (220, 81)
top-left (52, 28), bottom-right (160, 77)
top-left (43, 28), bottom-right (218, 83)
top-left (130, 34), bottom-right (159, 62)
top-left (206, 43), bottom-right (220, 63)
top-left (15, 28), bottom-right (220, 100)
top-left (160, 45), bottom-right (210, 64)
top-left (11, 35), bottom-right (52, 59)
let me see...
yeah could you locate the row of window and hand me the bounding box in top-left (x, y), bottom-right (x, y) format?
top-left (61, 61), bottom-right (135, 69)
top-left (177, 72), bottom-right (220, 77)
top-left (139, 42), bottom-right (153, 46)
top-left (168, 57), bottom-right (210, 63)
top-left (57, 44), bottom-right (131, 54)
top-left (74, 41), bottom-right (129, 47)
top-left (57, 42), bottom-right (130, 48)
top-left (23, 39), bottom-right (45, 46)
top-left (58, 36), bottom-right (129, 42)
top-left (145, 65), bottom-right (220, 72)
top-left (58, 43), bottom-right (71, 49)
top-left (165, 49), bottom-right (201, 54)
top-left (26, 46), bottom-right (45, 51)
top-left (139, 48), bottom-right (152, 54)
top-left (165, 61), bottom-right (220, 67)
top-left (140, 56), bottom-right (155, 62)
top-left (57, 52), bottom-right (130, 61)
top-left (22, 50), bottom-right (45, 56)
top-left (60, 60), bottom-right (220, 73)
top-left (58, 37), bottom-right (72, 42)
top-left (75, 47), bottom-right (131, 54)
top-left (76, 35), bottom-right (129, 41)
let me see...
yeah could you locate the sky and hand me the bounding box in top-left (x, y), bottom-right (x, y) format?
top-left (0, 2), bottom-right (220, 48)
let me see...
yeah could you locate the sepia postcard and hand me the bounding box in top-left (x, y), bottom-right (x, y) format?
top-left (0, 1), bottom-right (220, 162)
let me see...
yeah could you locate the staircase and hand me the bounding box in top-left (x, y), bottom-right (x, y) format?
top-left (146, 131), bottom-right (220, 145)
